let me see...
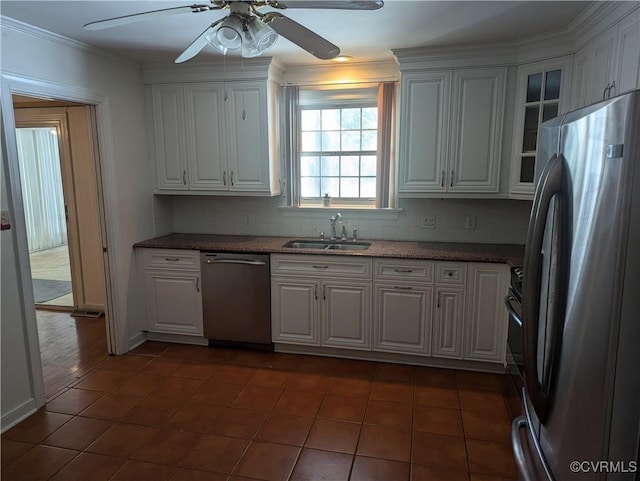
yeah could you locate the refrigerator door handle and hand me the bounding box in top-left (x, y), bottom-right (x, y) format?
top-left (512, 417), bottom-right (535, 481)
top-left (522, 153), bottom-right (565, 422)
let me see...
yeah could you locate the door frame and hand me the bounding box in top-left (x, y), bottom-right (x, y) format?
top-left (1, 73), bottom-right (120, 411)
top-left (14, 110), bottom-right (83, 309)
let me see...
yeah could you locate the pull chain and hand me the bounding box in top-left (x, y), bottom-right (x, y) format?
top-left (240, 52), bottom-right (246, 120)
top-left (223, 54), bottom-right (228, 102)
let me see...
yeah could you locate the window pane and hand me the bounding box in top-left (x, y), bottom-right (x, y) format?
top-left (361, 156), bottom-right (377, 176)
top-left (362, 107), bottom-right (378, 129)
top-left (322, 131), bottom-right (340, 151)
top-left (301, 132), bottom-right (320, 152)
top-left (301, 110), bottom-right (320, 131)
top-left (544, 70), bottom-right (561, 100)
top-left (341, 108), bottom-right (361, 129)
top-left (520, 156), bottom-right (536, 183)
top-left (321, 177), bottom-right (339, 197)
top-left (361, 177), bottom-right (376, 198)
top-left (300, 156), bottom-right (319, 176)
top-left (522, 106), bottom-right (539, 152)
top-left (542, 103), bottom-right (559, 123)
top-left (301, 177), bottom-right (320, 197)
top-left (341, 178), bottom-right (359, 197)
top-left (527, 73), bottom-right (542, 103)
top-left (342, 131), bottom-right (361, 151)
top-left (341, 156), bottom-right (360, 176)
top-left (321, 156), bottom-right (339, 176)
top-left (362, 130), bottom-right (377, 150)
top-left (322, 109), bottom-right (340, 130)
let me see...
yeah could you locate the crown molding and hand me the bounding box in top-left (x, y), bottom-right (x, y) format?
top-left (141, 57), bottom-right (283, 83)
top-left (570, 2), bottom-right (639, 51)
top-left (393, 44), bottom-right (518, 70)
top-left (281, 60), bottom-right (399, 86)
top-left (0, 16), bottom-right (139, 68)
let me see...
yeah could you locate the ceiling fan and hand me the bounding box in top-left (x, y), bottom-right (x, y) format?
top-left (84, 0), bottom-right (384, 62)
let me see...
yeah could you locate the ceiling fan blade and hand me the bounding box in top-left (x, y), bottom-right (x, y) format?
top-left (274, 1), bottom-right (383, 10)
top-left (175, 19), bottom-right (225, 63)
top-left (83, 4), bottom-right (213, 30)
top-left (266, 14), bottom-right (340, 60)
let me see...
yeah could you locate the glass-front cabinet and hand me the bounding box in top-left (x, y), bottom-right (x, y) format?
top-left (510, 57), bottom-right (573, 199)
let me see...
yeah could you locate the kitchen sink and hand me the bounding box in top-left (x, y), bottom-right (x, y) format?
top-left (283, 239), bottom-right (371, 251)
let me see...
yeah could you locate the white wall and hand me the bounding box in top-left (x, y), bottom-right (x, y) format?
top-left (0, 18), bottom-right (154, 428)
top-left (161, 196), bottom-right (531, 245)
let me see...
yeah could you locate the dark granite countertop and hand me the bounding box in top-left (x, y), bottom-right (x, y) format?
top-left (134, 233), bottom-right (524, 266)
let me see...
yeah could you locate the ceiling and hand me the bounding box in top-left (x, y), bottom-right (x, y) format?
top-left (1, 1), bottom-right (594, 66)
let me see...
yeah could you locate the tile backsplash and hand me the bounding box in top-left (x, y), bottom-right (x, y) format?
top-left (154, 196), bottom-right (531, 245)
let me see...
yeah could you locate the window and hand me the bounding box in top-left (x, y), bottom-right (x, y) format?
top-left (283, 83), bottom-right (396, 209)
top-left (299, 105), bottom-right (378, 202)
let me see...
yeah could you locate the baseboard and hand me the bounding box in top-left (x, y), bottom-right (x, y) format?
top-left (1, 398), bottom-right (38, 433)
top-left (127, 331), bottom-right (148, 352)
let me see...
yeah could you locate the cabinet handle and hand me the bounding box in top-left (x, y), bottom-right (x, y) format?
top-left (196, 277), bottom-right (200, 292)
top-left (164, 257), bottom-right (180, 262)
top-left (437, 292), bottom-right (441, 308)
top-left (223, 171), bottom-right (227, 186)
top-left (608, 81), bottom-right (616, 99)
top-left (323, 284), bottom-right (326, 300)
top-left (440, 170), bottom-right (445, 187)
top-left (602, 84), bottom-right (609, 100)
top-left (182, 170), bottom-right (187, 185)
top-left (450, 170), bottom-right (454, 187)
top-left (312, 265), bottom-right (329, 269)
top-left (231, 171), bottom-right (234, 186)
top-left (314, 284), bottom-right (318, 300)
top-left (394, 268), bottom-right (413, 273)
top-left (393, 286), bottom-right (413, 290)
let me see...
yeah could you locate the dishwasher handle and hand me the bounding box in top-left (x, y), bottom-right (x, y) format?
top-left (203, 259), bottom-right (267, 266)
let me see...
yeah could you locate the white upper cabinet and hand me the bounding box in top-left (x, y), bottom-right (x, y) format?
top-left (147, 60), bottom-right (282, 196)
top-left (398, 66), bottom-right (505, 196)
top-left (509, 57), bottom-right (573, 199)
top-left (397, 71), bottom-right (451, 194)
top-left (153, 84), bottom-right (188, 190)
top-left (572, 9), bottom-right (640, 109)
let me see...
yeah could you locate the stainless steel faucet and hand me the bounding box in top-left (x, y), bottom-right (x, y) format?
top-left (329, 213), bottom-right (342, 240)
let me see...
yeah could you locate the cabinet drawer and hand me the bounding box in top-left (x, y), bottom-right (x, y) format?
top-left (374, 258), bottom-right (434, 283)
top-left (143, 249), bottom-right (200, 270)
top-left (271, 254), bottom-right (371, 280)
top-left (435, 262), bottom-right (467, 285)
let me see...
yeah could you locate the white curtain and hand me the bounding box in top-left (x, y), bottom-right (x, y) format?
top-left (16, 128), bottom-right (67, 252)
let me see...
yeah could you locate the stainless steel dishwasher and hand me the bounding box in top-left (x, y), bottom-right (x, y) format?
top-left (200, 252), bottom-right (272, 349)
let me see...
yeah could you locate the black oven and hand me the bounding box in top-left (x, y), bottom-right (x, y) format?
top-left (504, 267), bottom-right (524, 418)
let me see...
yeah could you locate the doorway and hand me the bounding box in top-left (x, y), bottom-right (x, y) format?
top-left (15, 124), bottom-right (74, 308)
top-left (12, 96), bottom-right (109, 397)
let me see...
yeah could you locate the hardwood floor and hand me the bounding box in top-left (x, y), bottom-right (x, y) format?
top-left (36, 310), bottom-right (109, 399)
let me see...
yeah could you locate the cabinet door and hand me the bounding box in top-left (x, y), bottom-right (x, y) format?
top-left (271, 277), bottom-right (320, 345)
top-left (226, 81), bottom-right (271, 192)
top-left (373, 283), bottom-right (432, 355)
top-left (145, 270), bottom-right (203, 336)
top-left (449, 68), bottom-right (505, 193)
top-left (432, 287), bottom-right (465, 359)
top-left (464, 264), bottom-right (508, 363)
top-left (152, 84), bottom-right (188, 190)
top-left (322, 281), bottom-right (371, 350)
top-left (615, 12), bottom-right (640, 95)
top-left (397, 71), bottom-right (451, 194)
top-left (184, 83), bottom-right (228, 190)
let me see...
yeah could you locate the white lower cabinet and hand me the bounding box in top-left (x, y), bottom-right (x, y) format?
top-left (464, 263), bottom-right (509, 363)
top-left (142, 249), bottom-right (203, 336)
top-left (432, 287), bottom-right (465, 359)
top-left (374, 283), bottom-right (433, 354)
top-left (270, 255), bottom-right (372, 351)
top-left (271, 254), bottom-right (508, 366)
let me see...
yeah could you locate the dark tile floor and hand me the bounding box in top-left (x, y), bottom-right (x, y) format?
top-left (1, 340), bottom-right (517, 481)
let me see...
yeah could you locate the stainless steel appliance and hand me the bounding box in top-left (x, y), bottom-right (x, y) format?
top-left (505, 266), bottom-right (524, 419)
top-left (201, 252), bottom-right (272, 349)
top-left (512, 90), bottom-right (640, 480)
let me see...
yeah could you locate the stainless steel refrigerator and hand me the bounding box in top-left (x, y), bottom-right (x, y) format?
top-left (512, 89), bottom-right (640, 480)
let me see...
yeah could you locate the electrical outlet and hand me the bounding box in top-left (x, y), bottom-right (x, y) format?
top-left (421, 216), bottom-right (435, 229)
top-left (0, 210), bottom-right (10, 230)
top-left (243, 213), bottom-right (252, 224)
top-left (465, 216), bottom-right (476, 229)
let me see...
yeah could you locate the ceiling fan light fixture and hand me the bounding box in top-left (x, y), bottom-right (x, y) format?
top-left (248, 18), bottom-right (278, 53)
top-left (214, 14), bottom-right (243, 50)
